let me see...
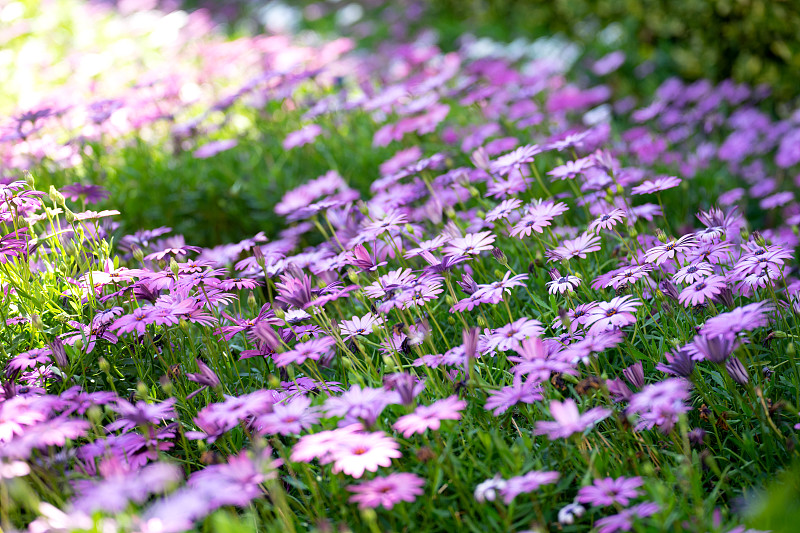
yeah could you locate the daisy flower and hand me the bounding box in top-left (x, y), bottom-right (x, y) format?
top-left (546, 270), bottom-right (582, 294)
top-left (588, 209), bottom-right (626, 232)
top-left (678, 275), bottom-right (727, 307)
top-left (490, 144), bottom-right (541, 176)
top-left (501, 470), bottom-right (560, 504)
top-left (631, 176), bottom-right (681, 195)
top-left (673, 262), bottom-right (714, 284)
top-left (254, 396), bottom-right (320, 436)
top-left (442, 231), bottom-right (496, 257)
top-left (393, 396), bottom-right (466, 438)
top-left (548, 232), bottom-right (602, 261)
top-left (594, 502), bottom-right (660, 533)
top-left (643, 234), bottom-right (696, 265)
top-left (330, 431), bottom-right (402, 478)
top-left (403, 235), bottom-right (449, 258)
top-left (274, 336), bottom-right (335, 367)
top-left (577, 476), bottom-right (643, 507)
top-left (548, 157), bottom-right (592, 180)
top-left (339, 313), bottom-right (385, 340)
top-left (484, 377), bottom-right (543, 416)
top-left (482, 317), bottom-right (544, 352)
top-left (585, 296), bottom-right (641, 333)
top-left (534, 398), bottom-right (611, 440)
top-left (347, 473), bottom-right (425, 510)
top-left (485, 198), bottom-right (522, 222)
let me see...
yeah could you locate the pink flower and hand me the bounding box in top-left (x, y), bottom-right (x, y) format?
top-left (577, 476), bottom-right (643, 507)
top-left (283, 124), bottom-right (322, 150)
top-left (254, 396), bottom-right (320, 436)
top-left (274, 336), bottom-right (336, 367)
top-left (546, 271), bottom-right (582, 295)
top-left (644, 234), bottom-right (696, 265)
top-left (588, 209), bottom-right (626, 232)
top-left (548, 232), bottom-right (602, 261)
top-left (339, 313), bottom-right (384, 339)
top-left (443, 231), bottom-right (496, 257)
top-left (678, 275), bottom-right (727, 307)
top-left (330, 431), bottom-right (402, 478)
top-left (347, 473), bottom-right (424, 509)
top-left (501, 470), bottom-right (560, 503)
top-left (393, 396), bottom-right (466, 437)
top-left (534, 399), bottom-right (611, 440)
top-left (673, 262), bottom-right (714, 284)
top-left (585, 296), bottom-right (641, 333)
top-left (485, 198), bottom-right (522, 222)
top-left (631, 176), bottom-right (681, 195)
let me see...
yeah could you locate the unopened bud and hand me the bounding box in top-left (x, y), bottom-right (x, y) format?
top-left (477, 315), bottom-right (487, 328)
top-left (491, 248), bottom-right (507, 266)
top-left (655, 228), bottom-right (668, 243)
top-left (447, 315), bottom-right (456, 325)
top-left (131, 244), bottom-right (144, 263)
top-left (752, 230), bottom-right (766, 247)
top-left (347, 270), bottom-right (359, 284)
top-left (48, 185), bottom-right (65, 206)
top-left (64, 208), bottom-right (76, 224)
top-left (273, 307), bottom-right (286, 320)
top-left (24, 171), bottom-right (35, 189)
top-left (136, 382), bottom-right (149, 400)
top-left (247, 291), bottom-right (257, 309)
top-left (252, 246), bottom-right (265, 268)
top-left (169, 258), bottom-right (180, 276)
top-left (98, 357), bottom-right (110, 373)
top-left (30, 314), bottom-right (43, 331)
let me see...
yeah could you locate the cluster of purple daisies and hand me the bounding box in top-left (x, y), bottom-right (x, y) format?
top-left (1, 2), bottom-right (799, 533)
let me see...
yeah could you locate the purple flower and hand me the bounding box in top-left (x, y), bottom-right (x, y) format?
top-left (393, 395), bottom-right (465, 437)
top-left (324, 385), bottom-right (400, 427)
top-left (484, 377), bottom-right (543, 416)
top-left (274, 336), bottom-right (336, 367)
top-left (500, 470), bottom-right (560, 503)
top-left (577, 476), bottom-right (643, 507)
top-left (347, 473), bottom-right (424, 509)
top-left (594, 502), bottom-right (660, 533)
top-left (193, 139), bottom-right (237, 159)
top-left (254, 395), bottom-right (321, 436)
top-left (72, 459), bottom-right (182, 513)
top-left (627, 379), bottom-right (691, 433)
top-left (189, 448), bottom-right (282, 508)
top-left (110, 307), bottom-right (155, 335)
top-left (534, 399), bottom-right (611, 440)
top-left (107, 398), bottom-right (177, 432)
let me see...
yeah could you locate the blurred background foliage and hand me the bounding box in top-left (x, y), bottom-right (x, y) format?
top-left (427, 0), bottom-right (800, 103)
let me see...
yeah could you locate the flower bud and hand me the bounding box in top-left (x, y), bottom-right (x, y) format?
top-left (247, 291), bottom-right (257, 309)
top-left (48, 185), bottom-right (65, 206)
top-left (24, 170), bottom-right (35, 189)
top-left (252, 246), bottom-right (266, 268)
top-left (64, 208), bottom-right (76, 224)
top-left (476, 315), bottom-right (487, 328)
top-left (30, 314), bottom-right (43, 331)
top-left (491, 247), bottom-right (508, 266)
top-left (98, 357), bottom-right (110, 373)
top-left (447, 315), bottom-right (456, 325)
top-left (726, 356), bottom-right (750, 386)
top-left (131, 244), bottom-right (145, 263)
top-left (169, 258), bottom-right (180, 276)
top-left (752, 230), bottom-right (766, 247)
top-left (136, 381), bottom-right (149, 400)
top-left (655, 228), bottom-right (668, 243)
